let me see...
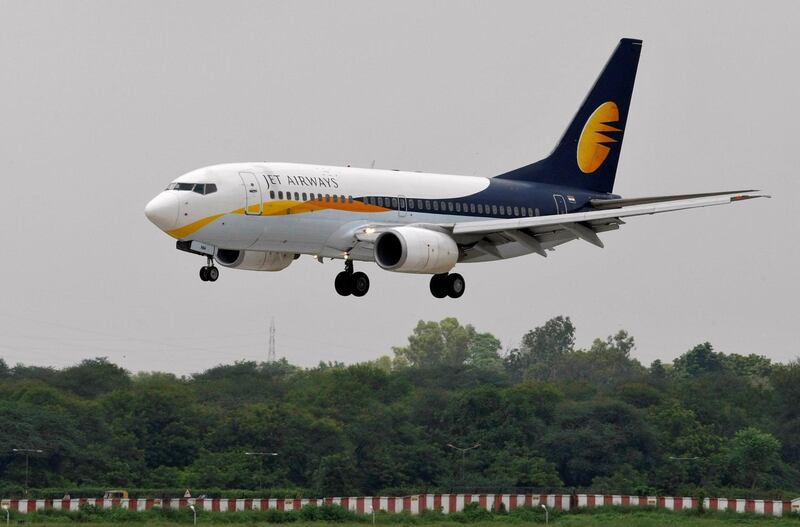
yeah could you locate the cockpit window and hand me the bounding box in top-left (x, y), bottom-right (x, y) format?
top-left (166, 182), bottom-right (217, 195)
top-left (192, 183), bottom-right (217, 195)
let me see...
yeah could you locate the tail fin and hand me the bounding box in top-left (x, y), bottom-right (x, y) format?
top-left (496, 38), bottom-right (642, 194)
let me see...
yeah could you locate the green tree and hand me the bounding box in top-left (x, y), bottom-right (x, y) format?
top-left (672, 342), bottom-right (724, 377)
top-left (771, 361), bottom-right (800, 464)
top-left (725, 428), bottom-right (782, 489)
top-left (485, 451), bottom-right (563, 488)
top-left (312, 452), bottom-right (360, 496)
top-left (393, 318), bottom-right (496, 369)
top-left (552, 330), bottom-right (645, 387)
top-left (506, 316), bottom-right (575, 381)
top-left (55, 357), bottom-right (131, 398)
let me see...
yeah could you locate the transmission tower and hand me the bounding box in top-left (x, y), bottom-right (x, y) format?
top-left (268, 317), bottom-right (276, 363)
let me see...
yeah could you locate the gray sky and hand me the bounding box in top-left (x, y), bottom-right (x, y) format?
top-left (1, 1), bottom-right (797, 375)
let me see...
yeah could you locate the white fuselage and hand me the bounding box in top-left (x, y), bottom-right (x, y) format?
top-left (145, 162), bottom-right (549, 262)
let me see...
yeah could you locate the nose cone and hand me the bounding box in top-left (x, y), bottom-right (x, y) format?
top-left (145, 192), bottom-right (180, 231)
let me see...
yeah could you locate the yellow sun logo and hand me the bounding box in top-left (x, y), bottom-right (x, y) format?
top-left (577, 101), bottom-right (622, 173)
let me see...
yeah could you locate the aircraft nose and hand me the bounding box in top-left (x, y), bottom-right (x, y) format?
top-left (145, 192), bottom-right (180, 231)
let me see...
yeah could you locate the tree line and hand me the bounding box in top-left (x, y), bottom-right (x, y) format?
top-left (0, 316), bottom-right (798, 499)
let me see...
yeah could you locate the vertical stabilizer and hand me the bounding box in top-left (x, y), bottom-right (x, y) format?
top-left (496, 38), bottom-right (642, 193)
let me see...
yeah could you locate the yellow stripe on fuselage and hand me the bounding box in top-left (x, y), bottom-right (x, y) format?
top-left (166, 200), bottom-right (389, 239)
top-left (167, 213), bottom-right (227, 239)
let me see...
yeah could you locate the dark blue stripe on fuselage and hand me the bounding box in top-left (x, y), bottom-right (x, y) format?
top-left (357, 178), bottom-right (617, 219)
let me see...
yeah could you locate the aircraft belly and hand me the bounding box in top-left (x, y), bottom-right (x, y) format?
top-left (250, 212), bottom-right (340, 253)
top-left (192, 214), bottom-right (263, 250)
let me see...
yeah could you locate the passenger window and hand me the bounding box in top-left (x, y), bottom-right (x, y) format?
top-left (425, 200), bottom-right (431, 210)
top-left (535, 208), bottom-right (540, 216)
top-left (492, 205), bottom-right (498, 215)
top-left (477, 204), bottom-right (483, 214)
top-left (333, 195), bottom-right (338, 203)
top-left (408, 199), bottom-right (414, 210)
top-left (440, 201), bottom-right (446, 211)
top-left (348, 196), bottom-right (353, 203)
top-left (470, 203), bottom-right (476, 213)
top-left (391, 197), bottom-right (398, 208)
top-left (302, 192), bottom-right (307, 200)
top-left (433, 201), bottom-right (439, 211)
top-left (455, 202), bottom-right (461, 212)
top-left (278, 191), bottom-right (284, 199)
top-left (399, 198), bottom-right (406, 208)
top-left (448, 202), bottom-right (454, 212)
top-left (514, 206), bottom-right (519, 216)
top-left (269, 190), bottom-right (275, 199)
top-left (417, 200), bottom-right (423, 209)
top-left (377, 197), bottom-right (384, 206)
top-left (325, 194), bottom-right (331, 202)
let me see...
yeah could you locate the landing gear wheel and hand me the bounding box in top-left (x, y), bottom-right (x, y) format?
top-left (351, 272), bottom-right (370, 297)
top-left (447, 273), bottom-right (465, 298)
top-left (429, 274), bottom-right (448, 298)
top-left (207, 266), bottom-right (219, 282)
top-left (199, 266), bottom-right (209, 281)
top-left (335, 271), bottom-right (352, 296)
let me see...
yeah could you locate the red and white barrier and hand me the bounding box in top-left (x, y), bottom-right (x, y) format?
top-left (1, 494), bottom-right (797, 516)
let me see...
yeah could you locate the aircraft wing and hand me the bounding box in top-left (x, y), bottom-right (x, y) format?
top-left (448, 190), bottom-right (769, 259)
top-left (352, 190), bottom-right (768, 261)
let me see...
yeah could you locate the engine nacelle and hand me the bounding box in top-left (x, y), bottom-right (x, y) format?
top-left (374, 226), bottom-right (459, 274)
top-left (216, 249), bottom-right (295, 272)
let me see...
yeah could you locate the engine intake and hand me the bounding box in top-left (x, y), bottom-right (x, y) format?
top-left (374, 227), bottom-right (458, 274)
top-left (216, 249), bottom-right (294, 272)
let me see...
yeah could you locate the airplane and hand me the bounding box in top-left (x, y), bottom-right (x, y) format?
top-left (145, 38), bottom-right (767, 299)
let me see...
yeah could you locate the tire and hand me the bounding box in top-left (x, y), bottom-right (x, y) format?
top-left (429, 274), bottom-right (448, 298)
top-left (334, 271), bottom-right (352, 296)
top-left (447, 273), bottom-right (465, 298)
top-left (207, 266), bottom-right (219, 282)
top-left (351, 272), bottom-right (370, 297)
top-left (199, 266), bottom-right (209, 281)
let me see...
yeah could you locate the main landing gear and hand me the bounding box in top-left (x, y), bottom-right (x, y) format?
top-left (199, 256), bottom-right (219, 282)
top-left (334, 259), bottom-right (370, 297)
top-left (429, 273), bottom-right (465, 299)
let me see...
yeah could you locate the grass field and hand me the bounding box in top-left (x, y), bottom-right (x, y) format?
top-left (9, 522), bottom-right (799, 527)
top-left (8, 505), bottom-right (800, 526)
top-left (10, 512), bottom-right (800, 527)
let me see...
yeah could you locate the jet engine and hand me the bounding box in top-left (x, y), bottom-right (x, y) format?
top-left (374, 226), bottom-right (459, 274)
top-left (215, 249), bottom-right (294, 272)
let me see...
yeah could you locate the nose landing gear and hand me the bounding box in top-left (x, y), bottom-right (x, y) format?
top-left (334, 259), bottom-right (370, 297)
top-left (199, 256), bottom-right (219, 282)
top-left (429, 272), bottom-right (465, 298)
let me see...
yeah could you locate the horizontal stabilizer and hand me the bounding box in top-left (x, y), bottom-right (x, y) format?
top-left (589, 190), bottom-right (762, 210)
